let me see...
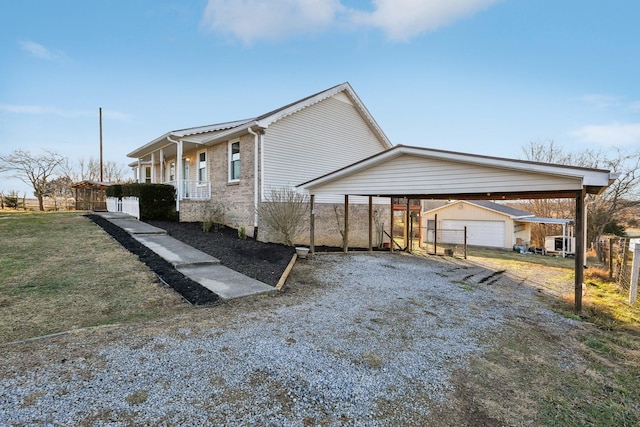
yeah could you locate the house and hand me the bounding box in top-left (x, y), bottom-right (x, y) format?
top-left (127, 82), bottom-right (393, 246)
top-left (421, 200), bottom-right (536, 249)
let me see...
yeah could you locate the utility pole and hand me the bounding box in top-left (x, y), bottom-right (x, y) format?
top-left (99, 107), bottom-right (104, 182)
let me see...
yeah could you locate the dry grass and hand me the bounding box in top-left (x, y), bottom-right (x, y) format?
top-left (0, 211), bottom-right (189, 343)
top-left (449, 246), bottom-right (640, 426)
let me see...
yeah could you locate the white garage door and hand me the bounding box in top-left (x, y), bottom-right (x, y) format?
top-left (441, 220), bottom-right (506, 248)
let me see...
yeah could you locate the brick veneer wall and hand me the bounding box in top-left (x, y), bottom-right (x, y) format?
top-left (178, 134), bottom-right (393, 248)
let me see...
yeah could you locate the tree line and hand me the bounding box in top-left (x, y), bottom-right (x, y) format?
top-left (1, 143), bottom-right (639, 247)
top-left (518, 140), bottom-right (640, 245)
top-left (0, 149), bottom-right (129, 211)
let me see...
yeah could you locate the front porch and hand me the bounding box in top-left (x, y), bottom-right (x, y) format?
top-left (166, 180), bottom-right (211, 201)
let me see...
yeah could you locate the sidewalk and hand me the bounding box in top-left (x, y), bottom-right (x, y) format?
top-left (94, 212), bottom-right (276, 300)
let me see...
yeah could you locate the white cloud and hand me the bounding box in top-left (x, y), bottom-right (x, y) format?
top-left (19, 40), bottom-right (67, 61)
top-left (201, 0), bottom-right (499, 43)
top-left (576, 93), bottom-right (622, 109)
top-left (572, 123), bottom-right (640, 147)
top-left (0, 104), bottom-right (132, 121)
top-left (201, 0), bottom-right (344, 44)
top-left (351, 0), bottom-right (499, 41)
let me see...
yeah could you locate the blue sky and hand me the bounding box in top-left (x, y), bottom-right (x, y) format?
top-left (1, 0), bottom-right (639, 194)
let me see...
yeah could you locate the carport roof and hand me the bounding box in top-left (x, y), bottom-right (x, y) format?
top-left (298, 144), bottom-right (614, 200)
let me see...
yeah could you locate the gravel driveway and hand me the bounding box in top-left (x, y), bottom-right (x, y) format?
top-left (0, 253), bottom-right (576, 426)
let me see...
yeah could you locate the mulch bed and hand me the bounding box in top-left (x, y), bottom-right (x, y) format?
top-left (87, 215), bottom-right (220, 306)
top-left (145, 220), bottom-right (295, 286)
top-left (89, 215), bottom-right (296, 306)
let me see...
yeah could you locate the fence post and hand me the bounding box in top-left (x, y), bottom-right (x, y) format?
top-left (630, 246), bottom-right (639, 304)
top-left (464, 226), bottom-right (467, 260)
top-left (609, 238), bottom-right (614, 280)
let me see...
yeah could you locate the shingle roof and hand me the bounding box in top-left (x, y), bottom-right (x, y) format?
top-left (467, 200), bottom-right (534, 218)
top-left (422, 200), bottom-right (534, 219)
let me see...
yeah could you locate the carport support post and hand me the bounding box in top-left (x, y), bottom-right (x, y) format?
top-left (368, 196), bottom-right (373, 253)
top-left (390, 199), bottom-right (394, 253)
top-left (343, 195), bottom-right (349, 253)
top-left (406, 198), bottom-right (411, 252)
top-left (574, 189), bottom-right (586, 314)
top-left (309, 194), bottom-right (315, 255)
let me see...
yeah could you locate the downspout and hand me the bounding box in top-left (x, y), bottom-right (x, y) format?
top-left (247, 126), bottom-right (260, 238)
top-left (167, 135), bottom-right (181, 214)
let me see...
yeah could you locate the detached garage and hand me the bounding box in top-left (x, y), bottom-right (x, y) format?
top-left (422, 200), bottom-right (535, 249)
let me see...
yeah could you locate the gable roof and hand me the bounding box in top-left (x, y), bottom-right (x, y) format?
top-left (128, 82), bottom-right (392, 159)
top-left (424, 200), bottom-right (534, 219)
top-left (298, 144), bottom-right (614, 198)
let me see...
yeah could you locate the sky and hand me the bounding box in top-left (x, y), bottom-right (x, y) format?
top-left (1, 0), bottom-right (639, 195)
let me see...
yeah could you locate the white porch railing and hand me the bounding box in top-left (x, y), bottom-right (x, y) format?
top-left (168, 180), bottom-right (211, 200)
top-left (106, 196), bottom-right (140, 219)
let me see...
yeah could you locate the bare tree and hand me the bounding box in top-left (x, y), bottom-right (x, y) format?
top-left (0, 149), bottom-right (66, 211)
top-left (257, 187), bottom-right (310, 246)
top-left (61, 157), bottom-right (127, 183)
top-left (521, 141), bottom-right (640, 244)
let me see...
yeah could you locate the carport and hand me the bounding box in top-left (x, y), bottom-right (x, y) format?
top-left (298, 145), bottom-right (615, 313)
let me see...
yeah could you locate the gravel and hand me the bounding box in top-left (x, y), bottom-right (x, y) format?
top-left (0, 253), bottom-right (577, 425)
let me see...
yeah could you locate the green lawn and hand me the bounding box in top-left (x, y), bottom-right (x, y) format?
top-left (0, 210), bottom-right (189, 343)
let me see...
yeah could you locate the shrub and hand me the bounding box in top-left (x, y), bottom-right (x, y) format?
top-left (238, 226), bottom-right (247, 240)
top-left (107, 183), bottom-right (176, 220)
top-left (257, 187), bottom-right (309, 246)
top-left (202, 202), bottom-right (225, 232)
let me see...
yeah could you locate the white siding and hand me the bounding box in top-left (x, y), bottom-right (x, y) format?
top-left (263, 95), bottom-right (388, 203)
top-left (308, 154), bottom-right (583, 196)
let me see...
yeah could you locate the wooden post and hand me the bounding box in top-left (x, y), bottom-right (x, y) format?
top-left (405, 198), bottom-right (411, 252)
top-left (464, 226), bottom-right (468, 259)
top-left (368, 196), bottom-right (373, 253)
top-left (390, 198), bottom-right (394, 253)
top-left (608, 238), bottom-right (614, 280)
top-left (574, 190), bottom-right (586, 313)
top-left (433, 213), bottom-right (438, 256)
top-left (309, 194), bottom-right (315, 255)
top-left (630, 246), bottom-right (639, 304)
top-left (344, 195), bottom-right (349, 253)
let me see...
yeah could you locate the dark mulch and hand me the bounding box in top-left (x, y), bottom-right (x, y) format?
top-left (87, 215), bottom-right (220, 306)
top-left (146, 220), bottom-right (295, 287)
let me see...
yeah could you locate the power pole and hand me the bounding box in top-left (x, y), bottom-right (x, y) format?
top-left (99, 107), bottom-right (104, 182)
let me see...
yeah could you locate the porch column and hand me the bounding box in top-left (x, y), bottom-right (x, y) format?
top-left (150, 152), bottom-right (156, 183)
top-left (574, 189), bottom-right (586, 313)
top-left (309, 195), bottom-right (315, 255)
top-left (159, 149), bottom-right (164, 183)
top-left (176, 140), bottom-right (183, 212)
top-left (343, 195), bottom-right (349, 253)
top-left (368, 196), bottom-right (373, 253)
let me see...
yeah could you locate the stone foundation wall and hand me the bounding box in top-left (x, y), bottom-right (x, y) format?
top-left (257, 201), bottom-right (392, 248)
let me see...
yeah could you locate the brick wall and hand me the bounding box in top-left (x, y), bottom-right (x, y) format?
top-left (180, 134), bottom-right (258, 237)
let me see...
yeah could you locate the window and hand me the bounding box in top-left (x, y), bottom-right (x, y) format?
top-left (197, 151), bottom-right (207, 183)
top-left (144, 166), bottom-right (151, 183)
top-left (169, 162), bottom-right (175, 182)
top-left (229, 140), bottom-right (240, 181)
